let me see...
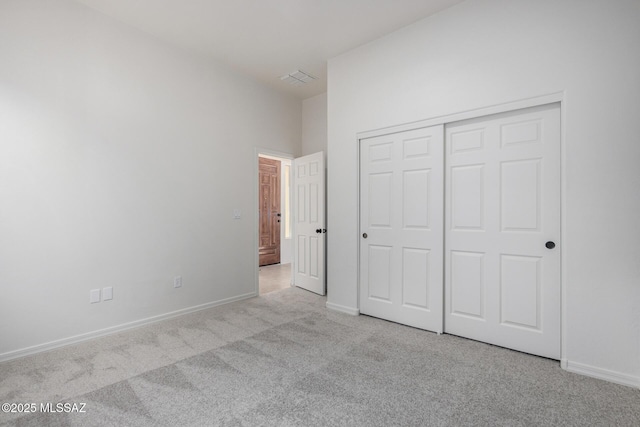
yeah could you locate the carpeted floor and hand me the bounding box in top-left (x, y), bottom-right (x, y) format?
top-left (1, 287), bottom-right (639, 426)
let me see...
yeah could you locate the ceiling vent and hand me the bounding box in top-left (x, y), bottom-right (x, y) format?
top-left (280, 70), bottom-right (317, 86)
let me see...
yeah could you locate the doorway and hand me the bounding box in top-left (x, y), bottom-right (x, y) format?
top-left (257, 153), bottom-right (292, 294)
top-left (259, 157), bottom-right (281, 266)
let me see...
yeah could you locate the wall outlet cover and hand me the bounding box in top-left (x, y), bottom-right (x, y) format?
top-left (90, 289), bottom-right (101, 304)
top-left (103, 286), bottom-right (113, 301)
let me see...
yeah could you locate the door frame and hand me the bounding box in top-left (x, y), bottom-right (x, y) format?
top-left (254, 148), bottom-right (294, 296)
top-left (356, 91), bottom-right (567, 362)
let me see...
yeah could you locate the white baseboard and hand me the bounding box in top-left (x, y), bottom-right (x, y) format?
top-left (0, 292), bottom-right (257, 363)
top-left (326, 301), bottom-right (360, 316)
top-left (563, 359), bottom-right (640, 389)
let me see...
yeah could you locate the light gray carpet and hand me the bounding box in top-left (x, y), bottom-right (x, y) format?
top-left (1, 287), bottom-right (639, 426)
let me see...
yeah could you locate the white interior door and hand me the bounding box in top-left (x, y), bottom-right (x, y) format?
top-left (359, 126), bottom-right (444, 332)
top-left (293, 152), bottom-right (325, 295)
top-left (444, 103), bottom-right (561, 359)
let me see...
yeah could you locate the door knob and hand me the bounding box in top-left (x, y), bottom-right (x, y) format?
top-left (316, 229), bottom-right (327, 234)
top-left (362, 233), bottom-right (368, 238)
top-left (545, 241), bottom-right (556, 249)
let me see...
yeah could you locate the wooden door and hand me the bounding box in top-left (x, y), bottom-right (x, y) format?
top-left (293, 152), bottom-right (326, 295)
top-left (444, 103), bottom-right (561, 359)
top-left (259, 157), bottom-right (281, 266)
top-left (359, 126), bottom-right (444, 332)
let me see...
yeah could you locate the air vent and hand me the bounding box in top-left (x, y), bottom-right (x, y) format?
top-left (280, 70), bottom-right (317, 86)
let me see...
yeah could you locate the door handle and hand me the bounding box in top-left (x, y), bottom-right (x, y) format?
top-left (362, 233), bottom-right (368, 239)
top-left (545, 241), bottom-right (556, 249)
top-left (315, 229), bottom-right (327, 234)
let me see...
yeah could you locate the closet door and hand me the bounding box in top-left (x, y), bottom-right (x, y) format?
top-left (444, 104), bottom-right (561, 359)
top-left (360, 125), bottom-right (444, 332)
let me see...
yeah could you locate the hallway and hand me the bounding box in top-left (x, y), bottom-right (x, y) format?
top-left (259, 263), bottom-right (291, 294)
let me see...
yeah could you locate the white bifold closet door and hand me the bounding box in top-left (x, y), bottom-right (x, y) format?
top-left (445, 103), bottom-right (561, 359)
top-left (360, 125), bottom-right (444, 332)
top-left (359, 103), bottom-right (561, 360)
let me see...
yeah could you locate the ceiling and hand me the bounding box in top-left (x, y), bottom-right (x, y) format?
top-left (75, 0), bottom-right (464, 100)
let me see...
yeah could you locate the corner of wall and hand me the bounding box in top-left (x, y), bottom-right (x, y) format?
top-left (563, 360), bottom-right (640, 390)
top-left (326, 301), bottom-right (359, 316)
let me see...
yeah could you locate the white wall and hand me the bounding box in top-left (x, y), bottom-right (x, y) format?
top-left (302, 93), bottom-right (328, 156)
top-left (0, 0), bottom-right (301, 359)
top-left (327, 0), bottom-right (640, 387)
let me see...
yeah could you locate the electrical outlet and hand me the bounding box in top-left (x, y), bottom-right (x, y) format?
top-left (103, 286), bottom-right (113, 301)
top-left (90, 289), bottom-right (101, 304)
top-left (174, 276), bottom-right (182, 288)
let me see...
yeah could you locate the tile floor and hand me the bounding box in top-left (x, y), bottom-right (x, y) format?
top-left (258, 263), bottom-right (292, 294)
